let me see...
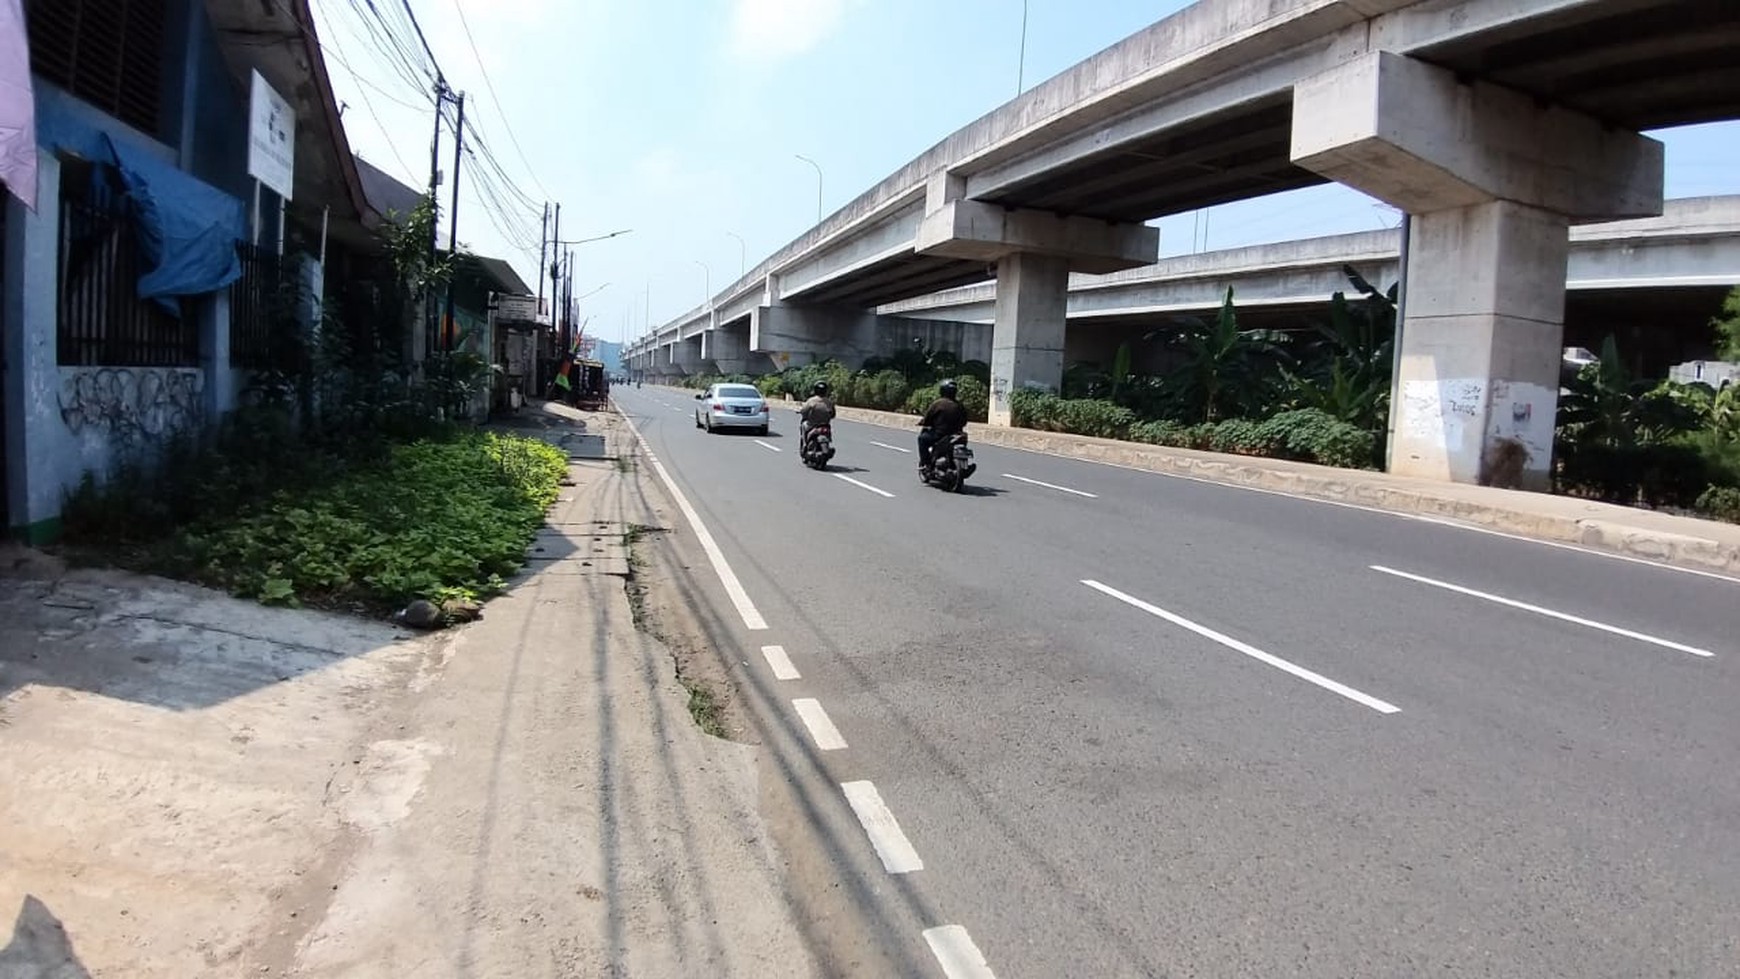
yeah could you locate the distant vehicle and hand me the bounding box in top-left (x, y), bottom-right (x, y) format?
top-left (694, 383), bottom-right (771, 435)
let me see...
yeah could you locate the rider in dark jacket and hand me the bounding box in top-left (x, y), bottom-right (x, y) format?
top-left (917, 379), bottom-right (968, 472)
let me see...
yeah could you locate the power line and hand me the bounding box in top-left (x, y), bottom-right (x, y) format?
top-left (450, 0), bottom-right (550, 199)
top-left (396, 0), bottom-right (446, 82)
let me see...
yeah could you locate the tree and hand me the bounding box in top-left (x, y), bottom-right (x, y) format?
top-left (1712, 286), bottom-right (1740, 362)
top-left (1281, 266), bottom-right (1397, 431)
top-left (1155, 287), bottom-right (1291, 423)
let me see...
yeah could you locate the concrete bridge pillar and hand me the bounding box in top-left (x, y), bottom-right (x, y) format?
top-left (915, 172), bottom-right (1158, 424)
top-left (666, 335), bottom-right (703, 376)
top-left (1293, 51), bottom-right (1663, 490)
top-left (988, 253), bottom-right (1069, 426)
top-left (701, 325), bottom-right (759, 375)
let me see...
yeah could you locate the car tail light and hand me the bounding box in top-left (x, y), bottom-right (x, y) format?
top-left (759, 404), bottom-right (769, 413)
top-left (711, 403), bottom-right (723, 411)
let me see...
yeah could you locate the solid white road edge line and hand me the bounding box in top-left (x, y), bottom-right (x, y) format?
top-left (618, 410), bottom-right (769, 631)
top-left (761, 645), bottom-right (801, 680)
top-left (793, 698), bottom-right (848, 750)
top-left (1370, 565), bottom-right (1717, 658)
top-left (1002, 473), bottom-right (1098, 498)
top-left (1082, 579), bottom-right (1402, 714)
top-left (924, 925), bottom-right (998, 979)
top-left (832, 473), bottom-right (896, 498)
top-left (840, 780), bottom-right (924, 874)
top-left (870, 440), bottom-right (913, 453)
top-left (754, 439), bottom-right (782, 453)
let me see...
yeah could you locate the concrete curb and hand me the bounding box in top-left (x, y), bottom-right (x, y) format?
top-left (774, 398), bottom-right (1740, 577)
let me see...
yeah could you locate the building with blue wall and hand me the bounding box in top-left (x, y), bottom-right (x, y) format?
top-left (1, 0), bottom-right (381, 543)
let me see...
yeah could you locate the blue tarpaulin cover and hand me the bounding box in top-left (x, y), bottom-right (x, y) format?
top-left (101, 134), bottom-right (245, 310)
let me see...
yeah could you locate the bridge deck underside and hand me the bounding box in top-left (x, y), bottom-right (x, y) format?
top-left (1415, 0), bottom-right (1740, 130)
top-left (795, 254), bottom-right (991, 308)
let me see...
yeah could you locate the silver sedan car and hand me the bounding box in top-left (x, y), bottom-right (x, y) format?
top-left (693, 383), bottom-right (772, 435)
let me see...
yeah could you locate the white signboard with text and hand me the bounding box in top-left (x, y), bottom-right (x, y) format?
top-left (495, 294), bottom-right (539, 323)
top-left (247, 70), bottom-right (295, 200)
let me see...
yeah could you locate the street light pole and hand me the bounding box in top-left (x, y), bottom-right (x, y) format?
top-left (726, 232), bottom-right (746, 277)
top-left (1017, 0), bottom-right (1029, 96)
top-left (795, 154), bottom-right (823, 224)
top-left (693, 260), bottom-right (711, 305)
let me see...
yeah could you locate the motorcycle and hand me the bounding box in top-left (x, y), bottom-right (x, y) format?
top-left (800, 424), bottom-right (836, 470)
top-left (920, 430), bottom-right (976, 492)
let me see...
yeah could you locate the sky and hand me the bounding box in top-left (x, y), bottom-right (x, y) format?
top-left (311, 0), bottom-right (1740, 348)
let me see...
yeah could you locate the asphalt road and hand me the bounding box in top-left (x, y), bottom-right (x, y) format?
top-left (612, 385), bottom-right (1739, 979)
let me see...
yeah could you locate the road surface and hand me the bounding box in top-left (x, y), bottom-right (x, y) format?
top-left (613, 385), bottom-right (1738, 979)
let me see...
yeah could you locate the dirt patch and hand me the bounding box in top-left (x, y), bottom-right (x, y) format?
top-left (619, 522), bottom-right (753, 744)
top-left (0, 554), bottom-right (437, 976)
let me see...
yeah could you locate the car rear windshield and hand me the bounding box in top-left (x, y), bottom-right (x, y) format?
top-left (717, 385), bottom-right (762, 399)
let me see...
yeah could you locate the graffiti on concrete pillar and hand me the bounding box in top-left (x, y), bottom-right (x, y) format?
top-left (58, 368), bottom-right (205, 449)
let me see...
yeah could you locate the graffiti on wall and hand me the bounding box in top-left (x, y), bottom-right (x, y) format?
top-left (59, 368), bottom-right (205, 449)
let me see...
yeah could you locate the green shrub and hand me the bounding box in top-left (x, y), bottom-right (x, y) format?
top-left (1253, 409), bottom-right (1378, 469)
top-left (1008, 389), bottom-right (1057, 428)
top-left (1696, 485), bottom-right (1740, 523)
top-left (904, 377), bottom-right (989, 422)
top-left (1206, 418), bottom-right (1268, 455)
top-left (1555, 441), bottom-right (1713, 508)
top-left (157, 432), bottom-right (567, 609)
top-left (1127, 419), bottom-right (1189, 447)
top-left (1053, 399), bottom-right (1136, 439)
top-left (861, 370), bottom-right (912, 411)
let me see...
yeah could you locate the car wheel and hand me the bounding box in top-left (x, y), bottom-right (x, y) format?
top-left (694, 412), bottom-right (702, 429)
top-left (705, 416), bottom-right (714, 433)
top-left (757, 425), bottom-right (769, 436)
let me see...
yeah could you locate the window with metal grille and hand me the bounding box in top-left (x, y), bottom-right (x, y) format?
top-left (229, 242), bottom-right (283, 370)
top-left (56, 159), bottom-right (200, 367)
top-left (26, 0), bottom-right (168, 138)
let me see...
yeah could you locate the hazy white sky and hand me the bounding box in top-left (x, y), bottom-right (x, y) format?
top-left (311, 0), bottom-right (1740, 345)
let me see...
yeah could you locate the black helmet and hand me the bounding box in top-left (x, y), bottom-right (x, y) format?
top-left (939, 379), bottom-right (958, 398)
top-left (812, 381), bottom-right (829, 396)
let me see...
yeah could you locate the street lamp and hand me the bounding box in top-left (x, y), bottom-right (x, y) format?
top-left (1017, 0), bottom-right (1029, 96)
top-left (693, 259), bottom-right (712, 304)
top-left (554, 228), bottom-right (633, 246)
top-left (574, 281), bottom-right (610, 303)
top-left (726, 232), bottom-right (746, 277)
top-left (795, 154), bottom-right (823, 224)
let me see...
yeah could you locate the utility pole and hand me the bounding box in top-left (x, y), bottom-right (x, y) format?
top-left (549, 203), bottom-right (562, 347)
top-left (536, 202), bottom-right (549, 310)
top-left (426, 79), bottom-right (445, 352)
top-left (441, 92), bottom-right (466, 353)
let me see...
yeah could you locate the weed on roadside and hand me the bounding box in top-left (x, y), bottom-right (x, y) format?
top-left (680, 677), bottom-right (727, 739)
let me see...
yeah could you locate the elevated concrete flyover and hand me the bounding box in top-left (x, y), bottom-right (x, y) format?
top-left (627, 0), bottom-right (1740, 487)
top-left (878, 195), bottom-right (1740, 371)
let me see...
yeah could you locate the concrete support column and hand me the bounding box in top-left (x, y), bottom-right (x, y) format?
top-left (1291, 50), bottom-right (1663, 489)
top-left (1392, 202), bottom-right (1568, 488)
top-left (987, 252), bottom-right (1068, 426)
top-left (669, 335), bottom-right (702, 375)
top-left (3, 151), bottom-right (62, 540)
top-left (702, 326), bottom-right (753, 375)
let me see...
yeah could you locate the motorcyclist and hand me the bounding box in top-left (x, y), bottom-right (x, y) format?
top-left (917, 379), bottom-right (968, 474)
top-left (799, 382), bottom-right (836, 449)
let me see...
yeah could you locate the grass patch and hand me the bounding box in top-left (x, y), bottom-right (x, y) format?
top-left (71, 430), bottom-right (567, 612)
top-left (680, 677), bottom-right (727, 739)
